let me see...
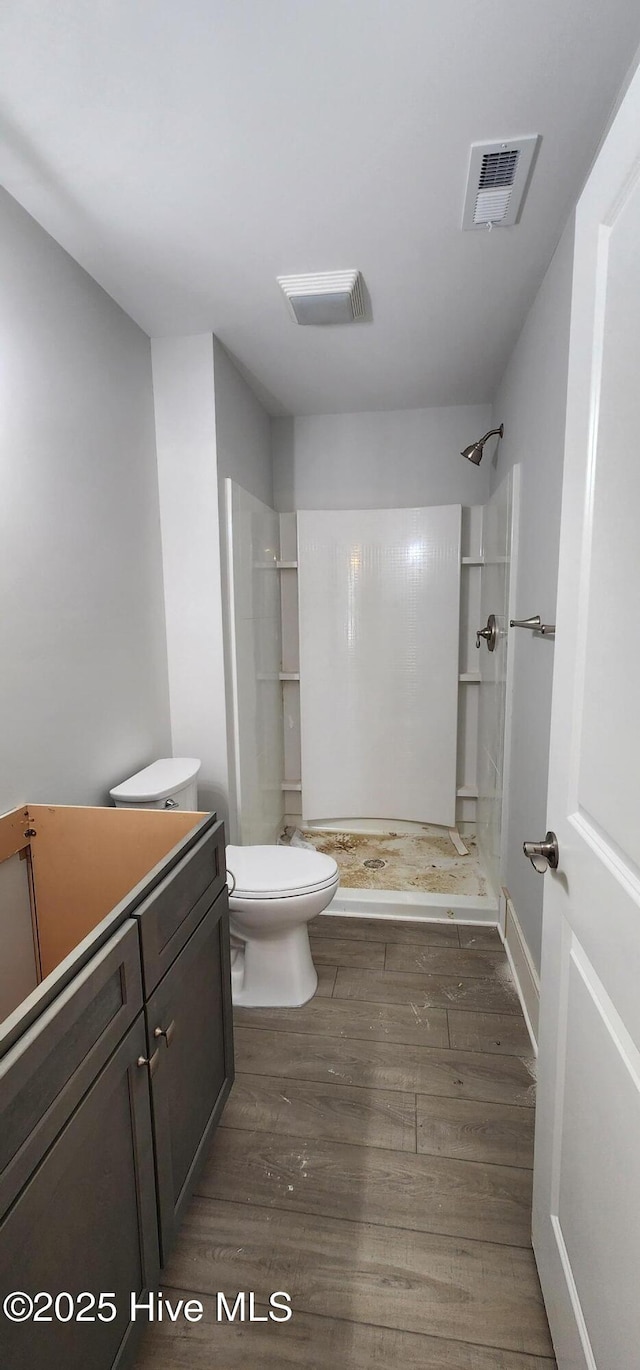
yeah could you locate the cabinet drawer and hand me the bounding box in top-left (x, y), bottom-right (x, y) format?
top-left (134, 820), bottom-right (225, 995)
top-left (144, 886), bottom-right (234, 1263)
top-left (0, 1015), bottom-right (159, 1370)
top-left (0, 919), bottom-right (142, 1217)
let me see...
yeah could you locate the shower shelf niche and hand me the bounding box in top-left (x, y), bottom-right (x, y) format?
top-left (459, 672), bottom-right (481, 683)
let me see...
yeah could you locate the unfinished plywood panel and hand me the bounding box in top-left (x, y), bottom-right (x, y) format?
top-left (0, 807), bottom-right (31, 864)
top-left (27, 806), bottom-right (206, 977)
top-left (0, 852), bottom-right (38, 1020)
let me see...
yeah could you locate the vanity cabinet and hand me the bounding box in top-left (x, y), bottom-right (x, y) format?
top-left (0, 803), bottom-right (234, 1370)
top-left (145, 886), bottom-right (233, 1262)
top-left (0, 1013), bottom-right (159, 1370)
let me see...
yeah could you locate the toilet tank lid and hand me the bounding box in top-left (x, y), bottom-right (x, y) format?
top-left (109, 758), bottom-right (201, 802)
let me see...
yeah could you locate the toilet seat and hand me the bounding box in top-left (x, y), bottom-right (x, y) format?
top-left (226, 844), bottom-right (338, 900)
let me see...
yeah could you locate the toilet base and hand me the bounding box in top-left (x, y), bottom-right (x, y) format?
top-left (230, 923), bottom-right (318, 1008)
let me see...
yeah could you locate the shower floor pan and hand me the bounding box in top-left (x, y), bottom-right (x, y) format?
top-left (288, 826), bottom-right (499, 926)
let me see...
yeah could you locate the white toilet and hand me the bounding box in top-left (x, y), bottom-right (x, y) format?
top-left (109, 757), bottom-right (201, 810)
top-left (227, 844), bottom-right (339, 1008)
top-left (109, 759), bottom-right (339, 1008)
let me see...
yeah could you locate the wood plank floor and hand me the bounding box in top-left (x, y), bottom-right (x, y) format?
top-left (135, 915), bottom-right (555, 1369)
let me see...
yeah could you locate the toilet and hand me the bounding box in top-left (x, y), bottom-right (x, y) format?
top-left (109, 757), bottom-right (201, 810)
top-left (109, 759), bottom-right (339, 1008)
top-left (227, 844), bottom-right (339, 1008)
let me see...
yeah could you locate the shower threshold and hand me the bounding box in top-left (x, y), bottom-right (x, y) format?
top-left (329, 884), bottom-right (498, 926)
top-left (283, 825), bottom-right (499, 927)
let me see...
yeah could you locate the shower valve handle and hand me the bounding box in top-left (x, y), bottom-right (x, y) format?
top-left (476, 614), bottom-right (498, 652)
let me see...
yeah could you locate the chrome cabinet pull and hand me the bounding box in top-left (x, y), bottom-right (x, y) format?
top-left (137, 1049), bottom-right (160, 1077)
top-left (523, 831), bottom-right (559, 874)
top-left (153, 1020), bottom-right (176, 1047)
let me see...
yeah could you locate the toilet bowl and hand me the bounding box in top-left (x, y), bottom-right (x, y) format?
top-left (226, 844), bottom-right (339, 1007)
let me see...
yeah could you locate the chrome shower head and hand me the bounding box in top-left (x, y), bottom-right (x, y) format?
top-left (460, 423), bottom-right (504, 464)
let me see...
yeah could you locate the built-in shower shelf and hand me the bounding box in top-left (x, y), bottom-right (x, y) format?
top-left (461, 556), bottom-right (485, 565)
top-left (251, 559), bottom-right (299, 569)
top-left (281, 780), bottom-right (302, 791)
top-left (459, 671), bottom-right (481, 683)
top-left (456, 784), bottom-right (478, 799)
top-left (279, 672), bottom-right (300, 681)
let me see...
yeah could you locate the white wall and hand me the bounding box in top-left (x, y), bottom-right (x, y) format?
top-left (0, 189), bottom-right (171, 814)
top-left (152, 334), bottom-right (230, 818)
top-left (272, 404), bottom-right (492, 511)
top-left (224, 482), bottom-right (284, 845)
top-left (152, 334), bottom-right (273, 830)
top-left (477, 468), bottom-right (518, 899)
top-left (213, 340), bottom-right (273, 507)
top-left (489, 221), bottom-right (575, 971)
top-left (214, 340), bottom-right (275, 840)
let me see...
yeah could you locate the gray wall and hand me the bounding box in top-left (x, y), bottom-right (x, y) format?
top-left (490, 220), bottom-right (575, 971)
top-left (0, 190), bottom-right (171, 814)
top-left (272, 405), bottom-right (492, 511)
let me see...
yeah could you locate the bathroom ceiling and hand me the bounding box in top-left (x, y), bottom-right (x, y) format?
top-left (1, 1), bottom-right (639, 416)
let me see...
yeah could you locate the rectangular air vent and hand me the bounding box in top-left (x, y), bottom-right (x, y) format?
top-left (277, 270), bottom-right (365, 325)
top-left (462, 136), bottom-right (540, 230)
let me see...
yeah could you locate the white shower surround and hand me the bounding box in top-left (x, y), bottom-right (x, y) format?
top-left (224, 480), bottom-right (285, 845)
top-left (297, 506), bottom-right (461, 827)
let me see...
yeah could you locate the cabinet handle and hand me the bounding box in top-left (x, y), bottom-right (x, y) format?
top-left (137, 1049), bottom-right (160, 1078)
top-left (153, 1020), bottom-right (176, 1047)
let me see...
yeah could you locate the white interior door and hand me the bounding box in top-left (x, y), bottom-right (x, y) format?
top-left (533, 64), bottom-right (640, 1369)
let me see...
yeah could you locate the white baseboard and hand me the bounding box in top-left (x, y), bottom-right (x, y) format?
top-left (499, 887), bottom-right (540, 1054)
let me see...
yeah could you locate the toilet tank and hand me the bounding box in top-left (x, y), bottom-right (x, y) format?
top-left (109, 758), bottom-right (201, 810)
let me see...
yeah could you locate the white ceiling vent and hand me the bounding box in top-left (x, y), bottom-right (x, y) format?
top-left (277, 270), bottom-right (365, 325)
top-left (462, 136), bottom-right (540, 230)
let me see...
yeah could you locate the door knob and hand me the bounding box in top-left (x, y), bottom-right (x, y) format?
top-left (476, 613), bottom-right (498, 652)
top-left (523, 831), bottom-right (559, 874)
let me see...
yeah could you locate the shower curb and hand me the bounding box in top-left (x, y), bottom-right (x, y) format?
top-left (327, 887), bottom-right (499, 925)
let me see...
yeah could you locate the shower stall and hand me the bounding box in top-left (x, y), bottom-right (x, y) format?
top-left (223, 469), bottom-right (519, 927)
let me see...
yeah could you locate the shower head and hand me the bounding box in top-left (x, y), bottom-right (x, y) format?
top-left (461, 423), bottom-right (504, 465)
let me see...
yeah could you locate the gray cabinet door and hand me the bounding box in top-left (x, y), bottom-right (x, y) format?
top-left (0, 919), bottom-right (143, 1216)
top-left (133, 820), bottom-right (226, 996)
top-left (0, 1015), bottom-right (159, 1370)
top-left (145, 886), bottom-right (234, 1263)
